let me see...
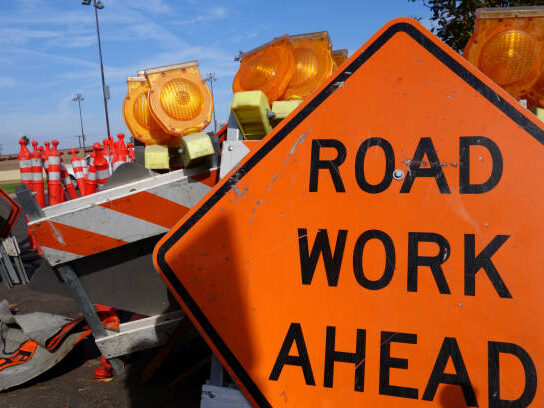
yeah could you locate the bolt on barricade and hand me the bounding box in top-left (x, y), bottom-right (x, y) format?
top-left (30, 141), bottom-right (45, 208)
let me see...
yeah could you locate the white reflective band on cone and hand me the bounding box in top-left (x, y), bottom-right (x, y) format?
top-left (48, 173), bottom-right (60, 181)
top-left (48, 157), bottom-right (60, 165)
top-left (19, 160), bottom-right (32, 168)
top-left (20, 173), bottom-right (33, 181)
top-left (87, 171), bottom-right (96, 181)
top-left (96, 169), bottom-right (110, 182)
top-left (74, 171), bottom-right (84, 178)
top-left (32, 172), bottom-right (44, 181)
top-left (31, 158), bottom-right (42, 167)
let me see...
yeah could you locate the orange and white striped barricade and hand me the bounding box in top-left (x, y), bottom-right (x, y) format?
top-left (71, 149), bottom-right (86, 195)
top-left (127, 143), bottom-right (135, 162)
top-left (28, 165), bottom-right (219, 266)
top-left (61, 162), bottom-right (78, 200)
top-left (84, 152), bottom-right (97, 196)
top-left (17, 139), bottom-right (33, 193)
top-left (93, 143), bottom-right (110, 189)
top-left (30, 141), bottom-right (45, 208)
top-left (47, 140), bottom-right (63, 206)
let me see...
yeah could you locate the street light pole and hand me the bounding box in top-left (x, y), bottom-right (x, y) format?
top-left (72, 93), bottom-right (86, 150)
top-left (205, 73), bottom-right (218, 134)
top-left (83, 0), bottom-right (111, 138)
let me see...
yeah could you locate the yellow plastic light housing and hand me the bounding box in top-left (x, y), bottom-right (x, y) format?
top-left (145, 61), bottom-right (213, 138)
top-left (282, 32), bottom-right (335, 100)
top-left (332, 49), bottom-right (348, 69)
top-left (122, 76), bottom-right (173, 145)
top-left (233, 36), bottom-right (295, 104)
top-left (464, 6), bottom-right (544, 101)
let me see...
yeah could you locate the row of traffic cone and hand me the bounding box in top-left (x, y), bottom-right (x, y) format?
top-left (18, 134), bottom-right (135, 208)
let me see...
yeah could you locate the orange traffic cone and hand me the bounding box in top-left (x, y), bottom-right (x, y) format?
top-left (17, 139), bottom-right (33, 193)
top-left (47, 140), bottom-right (63, 206)
top-left (61, 162), bottom-right (78, 200)
top-left (71, 149), bottom-right (86, 195)
top-left (84, 151), bottom-right (97, 196)
top-left (30, 141), bottom-right (45, 208)
top-left (127, 143), bottom-right (135, 162)
top-left (93, 143), bottom-right (110, 189)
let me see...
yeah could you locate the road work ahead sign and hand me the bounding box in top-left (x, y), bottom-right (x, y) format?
top-left (155, 18), bottom-right (544, 407)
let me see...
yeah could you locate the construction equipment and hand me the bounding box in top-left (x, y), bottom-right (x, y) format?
top-left (3, 8), bottom-right (544, 408)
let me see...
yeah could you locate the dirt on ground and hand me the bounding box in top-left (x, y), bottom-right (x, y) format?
top-left (0, 284), bottom-right (211, 408)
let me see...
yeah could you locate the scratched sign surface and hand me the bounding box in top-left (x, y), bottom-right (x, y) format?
top-left (155, 19), bottom-right (544, 407)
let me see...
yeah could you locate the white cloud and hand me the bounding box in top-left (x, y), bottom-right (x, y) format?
top-left (0, 77), bottom-right (21, 88)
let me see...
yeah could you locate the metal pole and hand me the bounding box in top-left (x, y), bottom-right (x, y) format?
top-left (205, 73), bottom-right (218, 134)
top-left (77, 95), bottom-right (86, 150)
top-left (93, 0), bottom-right (111, 138)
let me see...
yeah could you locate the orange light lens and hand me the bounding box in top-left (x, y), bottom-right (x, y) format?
top-left (282, 32), bottom-right (335, 100)
top-left (160, 78), bottom-right (203, 121)
top-left (123, 77), bottom-right (173, 145)
top-left (464, 8), bottom-right (544, 101)
top-left (479, 30), bottom-right (539, 86)
top-left (233, 36), bottom-right (295, 103)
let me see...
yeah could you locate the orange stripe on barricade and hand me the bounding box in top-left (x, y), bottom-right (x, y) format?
top-left (29, 221), bottom-right (128, 256)
top-left (100, 191), bottom-right (189, 228)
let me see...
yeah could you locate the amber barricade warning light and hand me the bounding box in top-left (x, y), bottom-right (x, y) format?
top-left (464, 6), bottom-right (544, 103)
top-left (233, 36), bottom-right (295, 104)
top-left (123, 76), bottom-right (172, 145)
top-left (283, 32), bottom-right (335, 100)
top-left (145, 61), bottom-right (213, 138)
top-left (155, 18), bottom-right (544, 407)
top-left (332, 48), bottom-right (348, 68)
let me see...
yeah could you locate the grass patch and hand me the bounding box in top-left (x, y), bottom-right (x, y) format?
top-left (0, 183), bottom-right (21, 195)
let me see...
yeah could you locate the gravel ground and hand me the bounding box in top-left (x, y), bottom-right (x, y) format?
top-left (0, 284), bottom-right (210, 408)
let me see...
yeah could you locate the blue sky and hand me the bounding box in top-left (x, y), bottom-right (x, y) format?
top-left (0, 0), bottom-right (431, 154)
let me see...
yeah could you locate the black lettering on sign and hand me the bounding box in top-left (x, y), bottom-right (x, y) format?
top-left (269, 323), bottom-right (315, 386)
top-left (298, 228), bottom-right (347, 287)
top-left (309, 139), bottom-right (346, 193)
top-left (400, 137), bottom-right (451, 194)
top-left (460, 137), bottom-right (503, 194)
top-left (354, 137), bottom-right (395, 193)
top-left (422, 337), bottom-right (478, 406)
top-left (379, 331), bottom-right (419, 399)
top-left (324, 326), bottom-right (366, 392)
top-left (408, 232), bottom-right (451, 294)
top-left (353, 229), bottom-right (395, 290)
top-left (464, 235), bottom-right (511, 298)
top-left (488, 341), bottom-right (537, 408)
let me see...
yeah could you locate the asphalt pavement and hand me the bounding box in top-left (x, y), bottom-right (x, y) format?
top-left (0, 284), bottom-right (210, 408)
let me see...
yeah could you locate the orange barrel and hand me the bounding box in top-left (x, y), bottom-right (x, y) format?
top-left (18, 139), bottom-right (33, 192)
top-left (47, 140), bottom-right (63, 206)
top-left (61, 162), bottom-right (78, 199)
top-left (71, 148), bottom-right (87, 195)
top-left (30, 141), bottom-right (45, 208)
top-left (44, 142), bottom-right (51, 177)
top-left (84, 151), bottom-right (97, 196)
top-left (127, 143), bottom-right (135, 162)
top-left (93, 143), bottom-right (110, 188)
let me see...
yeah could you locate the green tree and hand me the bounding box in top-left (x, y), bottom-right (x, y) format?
top-left (410, 0), bottom-right (544, 52)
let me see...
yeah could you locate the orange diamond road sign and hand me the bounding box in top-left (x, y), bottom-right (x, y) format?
top-left (154, 18), bottom-right (544, 408)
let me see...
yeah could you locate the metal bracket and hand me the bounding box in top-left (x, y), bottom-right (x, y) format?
top-left (95, 310), bottom-right (185, 359)
top-left (219, 141), bottom-right (250, 179)
top-left (56, 264), bottom-right (124, 375)
top-left (201, 384), bottom-right (251, 408)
